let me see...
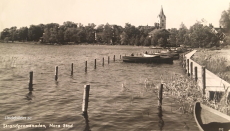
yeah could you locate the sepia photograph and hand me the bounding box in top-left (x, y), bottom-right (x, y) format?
top-left (0, 0), bottom-right (230, 131)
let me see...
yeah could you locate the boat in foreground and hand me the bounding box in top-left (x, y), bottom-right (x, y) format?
top-left (194, 102), bottom-right (230, 131)
top-left (122, 55), bottom-right (173, 64)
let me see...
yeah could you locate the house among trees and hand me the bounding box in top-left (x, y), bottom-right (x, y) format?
top-left (211, 26), bottom-right (227, 43)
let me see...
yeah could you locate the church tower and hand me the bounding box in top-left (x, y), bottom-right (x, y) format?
top-left (158, 6), bottom-right (166, 29)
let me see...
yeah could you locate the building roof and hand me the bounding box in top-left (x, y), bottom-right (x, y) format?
top-left (214, 27), bottom-right (228, 34)
top-left (148, 29), bottom-right (170, 36)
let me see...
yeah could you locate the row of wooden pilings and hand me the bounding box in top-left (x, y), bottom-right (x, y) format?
top-left (27, 55), bottom-right (122, 114)
top-left (181, 53), bottom-right (206, 96)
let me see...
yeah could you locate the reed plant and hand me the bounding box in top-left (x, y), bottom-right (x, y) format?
top-left (161, 73), bottom-right (230, 116)
top-left (162, 74), bottom-right (203, 114)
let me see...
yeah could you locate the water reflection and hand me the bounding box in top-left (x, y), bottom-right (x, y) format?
top-left (158, 106), bottom-right (164, 131)
top-left (55, 81), bottom-right (59, 86)
top-left (83, 112), bottom-right (91, 131)
top-left (25, 91), bottom-right (34, 101)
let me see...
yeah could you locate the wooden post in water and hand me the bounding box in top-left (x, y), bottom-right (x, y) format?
top-left (71, 63), bottom-right (73, 76)
top-left (202, 66), bottom-right (206, 96)
top-left (158, 84), bottom-right (163, 107)
top-left (113, 55), bottom-right (115, 61)
top-left (82, 85), bottom-right (90, 114)
top-left (190, 62), bottom-right (193, 78)
top-left (102, 57), bottom-right (104, 66)
top-left (94, 59), bottom-right (96, 69)
top-left (187, 59), bottom-right (190, 76)
top-left (85, 61), bottom-right (87, 72)
top-left (29, 71), bottom-right (33, 91)
top-left (108, 56), bottom-right (110, 64)
top-left (195, 66), bottom-right (198, 82)
top-left (55, 66), bottom-right (58, 81)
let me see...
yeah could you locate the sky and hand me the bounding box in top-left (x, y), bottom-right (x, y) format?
top-left (0, 0), bottom-right (229, 31)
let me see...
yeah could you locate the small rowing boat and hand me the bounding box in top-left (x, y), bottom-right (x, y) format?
top-left (194, 102), bottom-right (230, 131)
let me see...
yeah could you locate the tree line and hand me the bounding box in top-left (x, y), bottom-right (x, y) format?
top-left (0, 22), bottom-right (159, 46)
top-left (1, 3), bottom-right (229, 47)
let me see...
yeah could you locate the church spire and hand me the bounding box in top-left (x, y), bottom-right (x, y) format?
top-left (158, 6), bottom-right (166, 29)
top-left (159, 6), bottom-right (166, 18)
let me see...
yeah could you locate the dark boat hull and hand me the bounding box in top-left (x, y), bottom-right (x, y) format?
top-left (144, 52), bottom-right (179, 60)
top-left (122, 56), bottom-right (173, 64)
top-left (160, 52), bottom-right (179, 60)
top-left (194, 102), bottom-right (230, 131)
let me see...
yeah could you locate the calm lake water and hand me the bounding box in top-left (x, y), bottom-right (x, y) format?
top-left (0, 43), bottom-right (199, 131)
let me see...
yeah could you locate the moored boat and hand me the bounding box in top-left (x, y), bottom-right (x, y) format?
top-left (122, 55), bottom-right (173, 64)
top-left (194, 102), bottom-right (230, 131)
top-left (143, 52), bottom-right (179, 60)
top-left (143, 53), bottom-right (160, 57)
top-left (160, 52), bottom-right (179, 60)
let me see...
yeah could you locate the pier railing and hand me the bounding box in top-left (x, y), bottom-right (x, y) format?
top-left (183, 50), bottom-right (230, 99)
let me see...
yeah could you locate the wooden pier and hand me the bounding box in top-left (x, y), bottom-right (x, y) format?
top-left (184, 50), bottom-right (230, 99)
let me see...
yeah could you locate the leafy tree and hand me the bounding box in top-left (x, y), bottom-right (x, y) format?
top-left (124, 23), bottom-right (140, 39)
top-left (49, 27), bottom-right (58, 43)
top-left (9, 26), bottom-right (17, 42)
top-left (129, 36), bottom-right (135, 45)
top-left (120, 31), bottom-right (128, 45)
top-left (43, 23), bottom-right (59, 43)
top-left (139, 35), bottom-right (145, 45)
top-left (150, 29), bottom-right (170, 47)
top-left (102, 23), bottom-right (113, 44)
top-left (63, 21), bottom-right (77, 29)
top-left (168, 28), bottom-right (178, 46)
top-left (18, 27), bottom-right (28, 41)
top-left (96, 24), bottom-right (104, 32)
top-left (113, 25), bottom-right (123, 44)
top-left (64, 28), bottom-right (74, 42)
top-left (189, 22), bottom-right (219, 48)
top-left (219, 7), bottom-right (230, 29)
top-left (28, 25), bottom-right (44, 41)
top-left (144, 37), bottom-right (151, 46)
top-left (177, 23), bottom-right (188, 46)
top-left (223, 35), bottom-right (230, 45)
top-left (138, 26), bottom-right (156, 37)
top-left (57, 26), bottom-right (65, 43)
top-left (158, 37), bottom-right (164, 47)
top-left (85, 23), bottom-right (96, 43)
top-left (77, 29), bottom-right (86, 43)
top-left (0, 28), bottom-right (10, 40)
top-left (4, 37), bottom-right (9, 43)
top-left (150, 36), bottom-right (157, 46)
top-left (134, 36), bottom-right (140, 46)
